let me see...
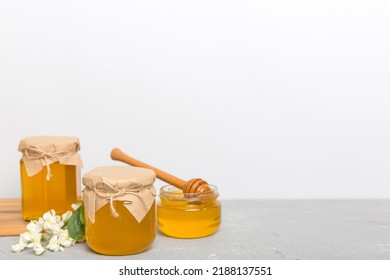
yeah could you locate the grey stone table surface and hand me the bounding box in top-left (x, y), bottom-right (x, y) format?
top-left (1, 200), bottom-right (389, 260)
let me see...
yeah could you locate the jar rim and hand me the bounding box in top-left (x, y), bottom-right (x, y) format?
top-left (159, 184), bottom-right (218, 202)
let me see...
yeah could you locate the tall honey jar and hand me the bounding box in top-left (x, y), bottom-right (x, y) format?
top-left (157, 185), bottom-right (221, 238)
top-left (18, 136), bottom-right (83, 220)
top-left (82, 166), bottom-right (156, 255)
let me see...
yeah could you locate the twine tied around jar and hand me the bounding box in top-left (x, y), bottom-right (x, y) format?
top-left (22, 146), bottom-right (74, 180)
top-left (92, 181), bottom-right (155, 218)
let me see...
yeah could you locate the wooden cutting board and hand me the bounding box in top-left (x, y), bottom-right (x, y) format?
top-left (0, 198), bottom-right (28, 236)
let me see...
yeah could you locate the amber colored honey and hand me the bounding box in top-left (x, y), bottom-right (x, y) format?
top-left (157, 186), bottom-right (221, 238)
top-left (20, 161), bottom-right (78, 220)
top-left (85, 201), bottom-right (156, 255)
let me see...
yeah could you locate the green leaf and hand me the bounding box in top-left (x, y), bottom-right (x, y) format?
top-left (79, 204), bottom-right (85, 225)
top-left (67, 205), bottom-right (85, 241)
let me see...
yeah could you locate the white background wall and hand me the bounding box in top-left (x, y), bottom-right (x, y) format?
top-left (1, 0), bottom-right (389, 200)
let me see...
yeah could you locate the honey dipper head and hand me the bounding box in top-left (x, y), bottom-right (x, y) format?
top-left (183, 178), bottom-right (216, 204)
top-left (183, 178), bottom-right (211, 193)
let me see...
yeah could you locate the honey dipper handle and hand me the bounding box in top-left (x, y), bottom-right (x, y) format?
top-left (110, 148), bottom-right (186, 189)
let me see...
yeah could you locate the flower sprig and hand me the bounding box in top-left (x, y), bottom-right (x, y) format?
top-left (12, 203), bottom-right (85, 255)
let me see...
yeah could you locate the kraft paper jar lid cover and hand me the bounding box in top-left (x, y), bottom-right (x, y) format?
top-left (82, 165), bottom-right (156, 223)
top-left (18, 136), bottom-right (83, 178)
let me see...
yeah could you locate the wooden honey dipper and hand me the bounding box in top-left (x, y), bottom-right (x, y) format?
top-left (110, 148), bottom-right (212, 194)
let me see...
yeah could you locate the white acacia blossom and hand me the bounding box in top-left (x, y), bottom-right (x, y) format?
top-left (12, 209), bottom-right (76, 255)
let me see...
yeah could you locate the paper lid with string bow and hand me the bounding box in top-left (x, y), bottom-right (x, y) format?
top-left (18, 136), bottom-right (83, 180)
top-left (82, 165), bottom-right (156, 223)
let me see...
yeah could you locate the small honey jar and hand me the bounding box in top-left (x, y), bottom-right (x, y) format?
top-left (82, 166), bottom-right (156, 255)
top-left (157, 185), bottom-right (221, 238)
top-left (18, 136), bottom-right (83, 220)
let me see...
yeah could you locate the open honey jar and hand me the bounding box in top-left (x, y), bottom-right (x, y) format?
top-left (110, 148), bottom-right (222, 239)
top-left (157, 185), bottom-right (221, 238)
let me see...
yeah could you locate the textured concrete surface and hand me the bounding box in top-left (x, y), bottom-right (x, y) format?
top-left (1, 200), bottom-right (389, 260)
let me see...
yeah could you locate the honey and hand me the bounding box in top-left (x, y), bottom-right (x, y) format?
top-left (18, 136), bottom-right (82, 220)
top-left (82, 165), bottom-right (156, 255)
top-left (157, 185), bottom-right (221, 238)
top-left (20, 161), bottom-right (78, 220)
top-left (85, 201), bottom-right (156, 255)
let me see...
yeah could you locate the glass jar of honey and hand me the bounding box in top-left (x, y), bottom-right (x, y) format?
top-left (18, 136), bottom-right (83, 220)
top-left (157, 185), bottom-right (221, 238)
top-left (82, 166), bottom-right (156, 255)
